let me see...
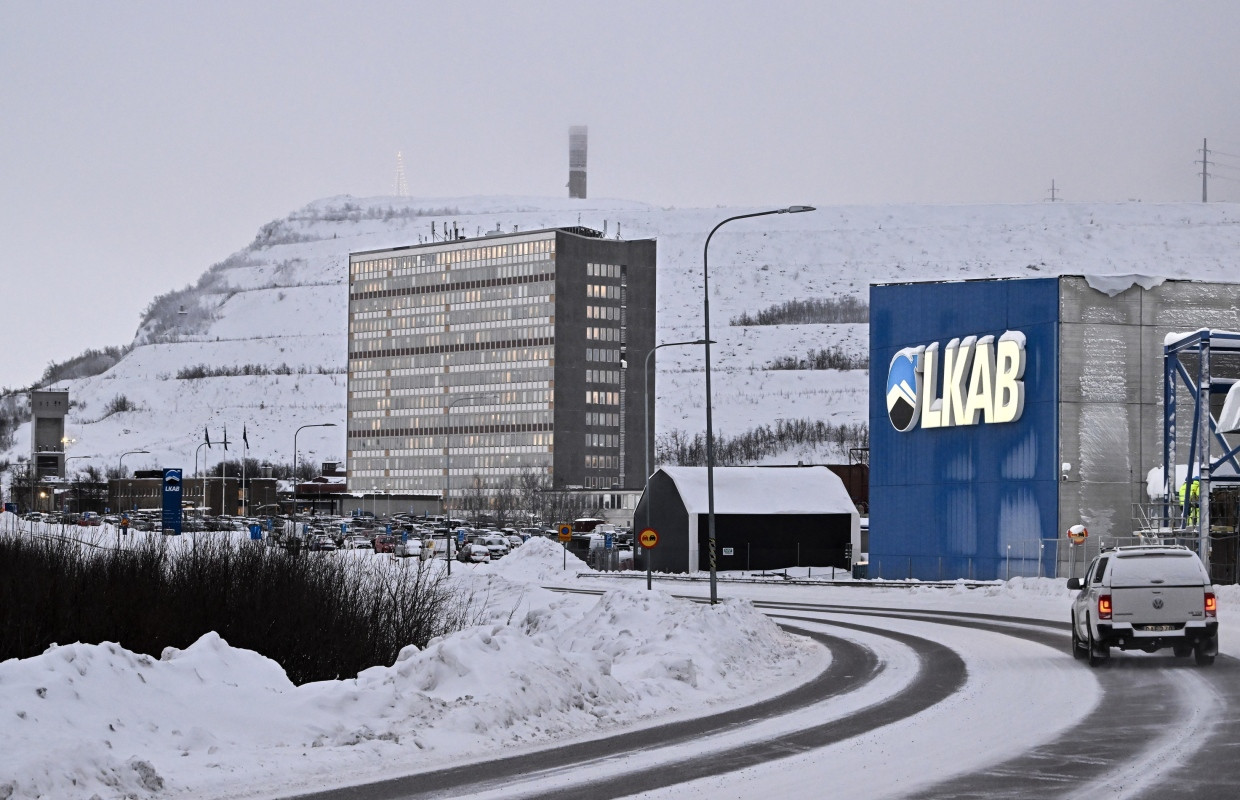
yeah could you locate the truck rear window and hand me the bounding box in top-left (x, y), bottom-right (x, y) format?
top-left (1110, 553), bottom-right (1206, 586)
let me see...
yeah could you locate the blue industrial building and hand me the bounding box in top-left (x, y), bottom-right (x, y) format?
top-left (869, 276), bottom-right (1240, 581)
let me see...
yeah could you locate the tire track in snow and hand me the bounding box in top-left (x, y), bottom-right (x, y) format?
top-left (280, 624), bottom-right (884, 800)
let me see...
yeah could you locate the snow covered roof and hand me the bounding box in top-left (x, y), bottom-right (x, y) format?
top-left (655, 466), bottom-right (858, 516)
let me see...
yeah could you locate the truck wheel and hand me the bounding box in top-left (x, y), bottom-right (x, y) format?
top-left (1173, 643), bottom-right (1193, 658)
top-left (1088, 622), bottom-right (1109, 668)
top-left (1195, 638), bottom-right (1217, 667)
top-left (1071, 614), bottom-right (1086, 659)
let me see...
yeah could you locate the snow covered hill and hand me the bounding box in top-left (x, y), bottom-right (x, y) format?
top-left (4, 196), bottom-right (1240, 478)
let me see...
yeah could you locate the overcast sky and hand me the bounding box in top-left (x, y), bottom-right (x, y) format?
top-left (4, 1), bottom-right (1239, 389)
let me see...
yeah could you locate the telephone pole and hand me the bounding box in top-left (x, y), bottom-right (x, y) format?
top-left (1198, 138), bottom-right (1211, 202)
top-left (1047, 179), bottom-right (1060, 202)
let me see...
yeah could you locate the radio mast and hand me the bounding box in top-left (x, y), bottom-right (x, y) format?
top-left (395, 151), bottom-right (409, 197)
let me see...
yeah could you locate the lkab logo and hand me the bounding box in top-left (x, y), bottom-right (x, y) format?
top-left (886, 332), bottom-right (1027, 432)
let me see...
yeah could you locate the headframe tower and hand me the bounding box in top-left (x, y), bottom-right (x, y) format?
top-left (568, 126), bottom-right (587, 199)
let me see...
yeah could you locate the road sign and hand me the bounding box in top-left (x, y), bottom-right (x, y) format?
top-left (558, 524), bottom-right (572, 543)
top-left (249, 524), bottom-right (262, 540)
top-left (639, 528), bottom-right (659, 548)
top-left (722, 547), bottom-right (734, 556)
top-left (604, 533), bottom-right (614, 550)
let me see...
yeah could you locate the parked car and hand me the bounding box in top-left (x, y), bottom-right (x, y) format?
top-left (394, 539), bottom-right (424, 559)
top-left (308, 535), bottom-right (338, 552)
top-left (341, 535), bottom-right (373, 550)
top-left (1068, 545), bottom-right (1218, 666)
top-left (373, 534), bottom-right (396, 554)
top-left (79, 511), bottom-right (102, 526)
top-left (478, 535), bottom-right (510, 560)
top-left (457, 543), bottom-right (491, 564)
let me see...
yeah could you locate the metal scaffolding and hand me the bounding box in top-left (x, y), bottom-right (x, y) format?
top-left (1163, 329), bottom-right (1240, 571)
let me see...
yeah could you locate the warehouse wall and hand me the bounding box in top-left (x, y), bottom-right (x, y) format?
top-left (869, 278), bottom-right (1060, 580)
top-left (1058, 277), bottom-right (1240, 555)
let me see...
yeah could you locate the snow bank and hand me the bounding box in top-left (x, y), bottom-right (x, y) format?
top-left (0, 554), bottom-right (814, 800)
top-left (477, 535), bottom-right (589, 583)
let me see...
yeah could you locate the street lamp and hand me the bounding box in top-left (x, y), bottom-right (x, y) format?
top-left (293, 422), bottom-right (337, 541)
top-left (118, 450), bottom-right (150, 477)
top-left (194, 442), bottom-right (211, 512)
top-left (643, 339), bottom-right (711, 589)
top-left (65, 455), bottom-right (96, 516)
top-left (445, 393), bottom-right (496, 575)
top-left (703, 205), bottom-right (815, 604)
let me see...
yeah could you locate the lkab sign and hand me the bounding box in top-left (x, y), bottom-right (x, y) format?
top-left (886, 332), bottom-right (1026, 432)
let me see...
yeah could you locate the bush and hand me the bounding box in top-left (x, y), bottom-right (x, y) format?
top-left (658, 418), bottom-right (869, 466)
top-left (103, 394), bottom-right (135, 415)
top-left (731, 296), bottom-right (869, 326)
top-left (39, 345), bottom-right (132, 384)
top-left (0, 532), bottom-right (478, 684)
top-left (769, 346), bottom-right (869, 371)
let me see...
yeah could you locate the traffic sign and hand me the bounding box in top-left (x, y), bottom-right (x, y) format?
top-left (1067, 524), bottom-right (1088, 544)
top-left (558, 524), bottom-right (572, 543)
top-left (639, 528), bottom-right (659, 548)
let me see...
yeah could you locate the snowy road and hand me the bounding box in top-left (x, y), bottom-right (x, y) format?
top-left (284, 593), bottom-right (1240, 800)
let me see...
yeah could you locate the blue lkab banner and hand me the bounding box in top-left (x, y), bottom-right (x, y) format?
top-left (162, 468), bottom-right (183, 535)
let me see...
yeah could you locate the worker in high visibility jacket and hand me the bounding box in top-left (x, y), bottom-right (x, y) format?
top-left (1178, 476), bottom-right (1201, 525)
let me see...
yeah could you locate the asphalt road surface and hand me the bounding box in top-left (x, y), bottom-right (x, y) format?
top-left (281, 596), bottom-right (1239, 800)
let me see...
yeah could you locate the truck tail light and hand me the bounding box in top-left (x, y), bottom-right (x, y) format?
top-left (1098, 594), bottom-right (1112, 620)
top-left (1205, 592), bottom-right (1217, 618)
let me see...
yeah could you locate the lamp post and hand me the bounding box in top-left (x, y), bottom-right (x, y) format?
top-left (194, 442), bottom-right (211, 512)
top-left (293, 423), bottom-right (337, 543)
top-left (65, 455), bottom-right (95, 517)
top-left (643, 339), bottom-right (711, 589)
top-left (118, 450), bottom-right (150, 477)
top-left (703, 205), bottom-right (815, 604)
top-left (445, 393), bottom-right (496, 575)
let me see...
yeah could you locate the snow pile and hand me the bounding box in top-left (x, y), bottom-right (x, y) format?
top-left (0, 633), bottom-right (297, 800)
top-left (479, 535), bottom-right (588, 583)
top-left (0, 578), bottom-right (813, 800)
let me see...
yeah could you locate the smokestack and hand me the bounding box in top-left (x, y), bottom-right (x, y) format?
top-left (568, 125), bottom-right (587, 199)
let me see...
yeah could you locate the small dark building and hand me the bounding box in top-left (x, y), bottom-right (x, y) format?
top-left (112, 475), bottom-right (278, 516)
top-left (634, 466), bottom-right (860, 573)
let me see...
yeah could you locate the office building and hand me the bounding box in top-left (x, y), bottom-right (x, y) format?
top-left (347, 226), bottom-right (656, 510)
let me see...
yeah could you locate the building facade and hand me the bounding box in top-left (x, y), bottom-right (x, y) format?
top-left (346, 226), bottom-right (656, 511)
top-left (633, 466), bottom-right (861, 573)
top-left (869, 276), bottom-right (1240, 581)
top-left (30, 389), bottom-right (70, 479)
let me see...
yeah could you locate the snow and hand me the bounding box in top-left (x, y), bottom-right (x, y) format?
top-left (7, 196), bottom-right (1240, 796)
top-left (0, 524), bottom-right (817, 800)
top-left (655, 465), bottom-right (858, 515)
top-left (1220, 381), bottom-right (1240, 434)
top-left (3, 517), bottom-right (1240, 799)
top-left (9, 197), bottom-right (1240, 476)
top-left (1083, 273), bottom-right (1167, 296)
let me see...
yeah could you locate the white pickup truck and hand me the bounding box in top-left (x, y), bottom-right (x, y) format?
top-left (1068, 545), bottom-right (1218, 667)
